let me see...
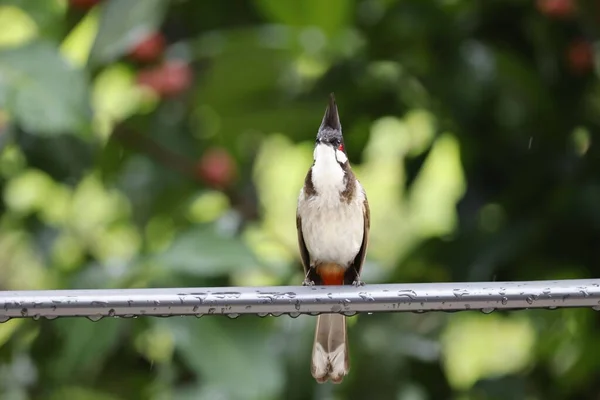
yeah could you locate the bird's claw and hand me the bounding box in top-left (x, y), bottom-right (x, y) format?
top-left (302, 278), bottom-right (315, 287)
top-left (352, 279), bottom-right (365, 287)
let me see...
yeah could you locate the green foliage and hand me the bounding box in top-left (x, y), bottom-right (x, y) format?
top-left (0, 0), bottom-right (599, 399)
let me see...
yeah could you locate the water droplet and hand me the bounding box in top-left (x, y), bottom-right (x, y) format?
top-left (358, 292), bottom-right (375, 301)
top-left (331, 305), bottom-right (342, 312)
top-left (195, 314), bottom-right (203, 318)
top-left (108, 309), bottom-right (116, 317)
top-left (343, 311), bottom-right (357, 317)
top-left (453, 289), bottom-right (469, 298)
top-left (0, 316), bottom-right (10, 323)
top-left (465, 304), bottom-right (471, 310)
top-left (592, 306), bottom-right (600, 311)
top-left (289, 312), bottom-right (300, 318)
top-left (548, 306), bottom-right (558, 310)
top-left (481, 307), bottom-right (495, 314)
top-left (327, 293), bottom-right (333, 299)
top-left (367, 312), bottom-right (373, 315)
top-left (580, 289), bottom-right (590, 297)
top-left (342, 299), bottom-right (351, 307)
top-left (45, 315), bottom-right (58, 320)
top-left (294, 300), bottom-right (301, 311)
top-left (501, 297), bottom-right (508, 305)
top-left (91, 301), bottom-right (109, 307)
top-left (192, 305), bottom-right (199, 312)
top-left (526, 296), bottom-right (534, 305)
top-left (543, 288), bottom-right (551, 295)
top-left (87, 315), bottom-right (103, 322)
top-left (413, 309), bottom-right (425, 314)
top-left (20, 308), bottom-right (28, 317)
top-left (51, 305), bottom-right (57, 312)
top-left (272, 312), bottom-right (283, 317)
top-left (398, 290), bottom-right (417, 300)
top-left (154, 300), bottom-right (161, 306)
top-left (228, 313), bottom-right (240, 319)
top-left (33, 314), bottom-right (41, 320)
top-left (123, 314), bottom-right (135, 318)
top-left (257, 312), bottom-right (268, 318)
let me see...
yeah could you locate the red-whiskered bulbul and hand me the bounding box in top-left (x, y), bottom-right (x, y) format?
top-left (296, 93), bottom-right (370, 384)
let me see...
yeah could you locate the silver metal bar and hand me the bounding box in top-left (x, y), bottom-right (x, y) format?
top-left (1, 279), bottom-right (599, 322)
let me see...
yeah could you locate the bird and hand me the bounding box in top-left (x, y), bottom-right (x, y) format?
top-left (296, 93), bottom-right (370, 384)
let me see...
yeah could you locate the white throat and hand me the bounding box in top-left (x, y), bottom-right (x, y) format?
top-left (311, 144), bottom-right (347, 194)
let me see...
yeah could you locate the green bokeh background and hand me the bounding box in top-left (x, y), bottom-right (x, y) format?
top-left (0, 0), bottom-right (599, 399)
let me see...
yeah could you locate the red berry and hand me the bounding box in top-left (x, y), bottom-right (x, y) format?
top-left (129, 32), bottom-right (166, 62)
top-left (158, 61), bottom-right (193, 97)
top-left (137, 61), bottom-right (193, 97)
top-left (196, 148), bottom-right (237, 189)
top-left (70, 0), bottom-right (102, 10)
top-left (567, 39), bottom-right (594, 75)
top-left (536, 0), bottom-right (576, 19)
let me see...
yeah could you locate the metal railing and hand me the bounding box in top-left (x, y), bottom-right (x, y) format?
top-left (1, 279), bottom-right (599, 322)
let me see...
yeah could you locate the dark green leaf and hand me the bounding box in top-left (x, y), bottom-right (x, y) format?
top-left (155, 225), bottom-right (258, 277)
top-left (0, 41), bottom-right (92, 136)
top-left (88, 0), bottom-right (169, 65)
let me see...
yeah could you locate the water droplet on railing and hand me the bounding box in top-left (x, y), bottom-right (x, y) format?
top-left (548, 306), bottom-right (557, 310)
top-left (327, 293), bottom-right (333, 299)
top-left (294, 300), bottom-right (301, 311)
top-left (398, 290), bottom-right (417, 300)
top-left (45, 315), bottom-right (58, 320)
top-left (108, 309), bottom-right (116, 317)
top-left (526, 296), bottom-right (534, 305)
top-left (501, 297), bottom-right (508, 305)
top-left (228, 313), bottom-right (240, 319)
top-left (481, 308), bottom-right (495, 314)
top-left (0, 316), bottom-right (10, 323)
top-left (195, 314), bottom-right (203, 318)
top-left (358, 292), bottom-right (375, 301)
top-left (87, 315), bottom-right (103, 322)
top-left (33, 314), bottom-right (41, 320)
top-left (592, 306), bottom-right (600, 311)
top-left (20, 308), bottom-right (28, 317)
top-left (257, 312), bottom-right (268, 318)
top-left (208, 308), bottom-right (216, 314)
top-left (289, 312), bottom-right (300, 318)
top-left (331, 305), bottom-right (342, 312)
top-left (343, 311), bottom-right (357, 317)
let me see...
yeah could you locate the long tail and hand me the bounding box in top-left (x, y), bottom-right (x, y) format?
top-left (311, 313), bottom-right (349, 384)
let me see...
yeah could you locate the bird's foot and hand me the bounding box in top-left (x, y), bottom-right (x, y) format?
top-left (352, 279), bottom-right (365, 287)
top-left (302, 278), bottom-right (315, 286)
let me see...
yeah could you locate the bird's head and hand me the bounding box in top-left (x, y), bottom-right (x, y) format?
top-left (314, 93), bottom-right (348, 165)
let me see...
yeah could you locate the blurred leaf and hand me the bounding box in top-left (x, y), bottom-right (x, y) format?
top-left (50, 387), bottom-right (124, 400)
top-left (0, 320), bottom-right (23, 350)
top-left (88, 0), bottom-right (169, 66)
top-left (441, 313), bottom-right (536, 390)
top-left (254, 0), bottom-right (352, 37)
top-left (51, 318), bottom-right (122, 381)
top-left (0, 6), bottom-right (38, 48)
top-left (0, 41), bottom-right (92, 136)
top-left (409, 133), bottom-right (465, 238)
top-left (169, 317), bottom-right (284, 400)
top-left (60, 6), bottom-right (100, 67)
top-left (1, 0), bottom-right (66, 39)
top-left (155, 225), bottom-right (258, 277)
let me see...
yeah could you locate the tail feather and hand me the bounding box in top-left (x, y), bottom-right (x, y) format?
top-left (311, 314), bottom-right (349, 384)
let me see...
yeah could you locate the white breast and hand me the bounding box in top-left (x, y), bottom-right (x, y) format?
top-left (297, 145), bottom-right (365, 268)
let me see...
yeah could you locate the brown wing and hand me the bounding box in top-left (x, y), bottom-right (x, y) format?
top-left (345, 193), bottom-right (370, 285)
top-left (296, 213), bottom-right (311, 275)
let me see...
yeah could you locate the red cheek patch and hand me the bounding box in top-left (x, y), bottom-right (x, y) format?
top-left (338, 144), bottom-right (344, 152)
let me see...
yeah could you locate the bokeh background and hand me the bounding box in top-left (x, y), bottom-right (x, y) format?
top-left (0, 0), bottom-right (599, 399)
